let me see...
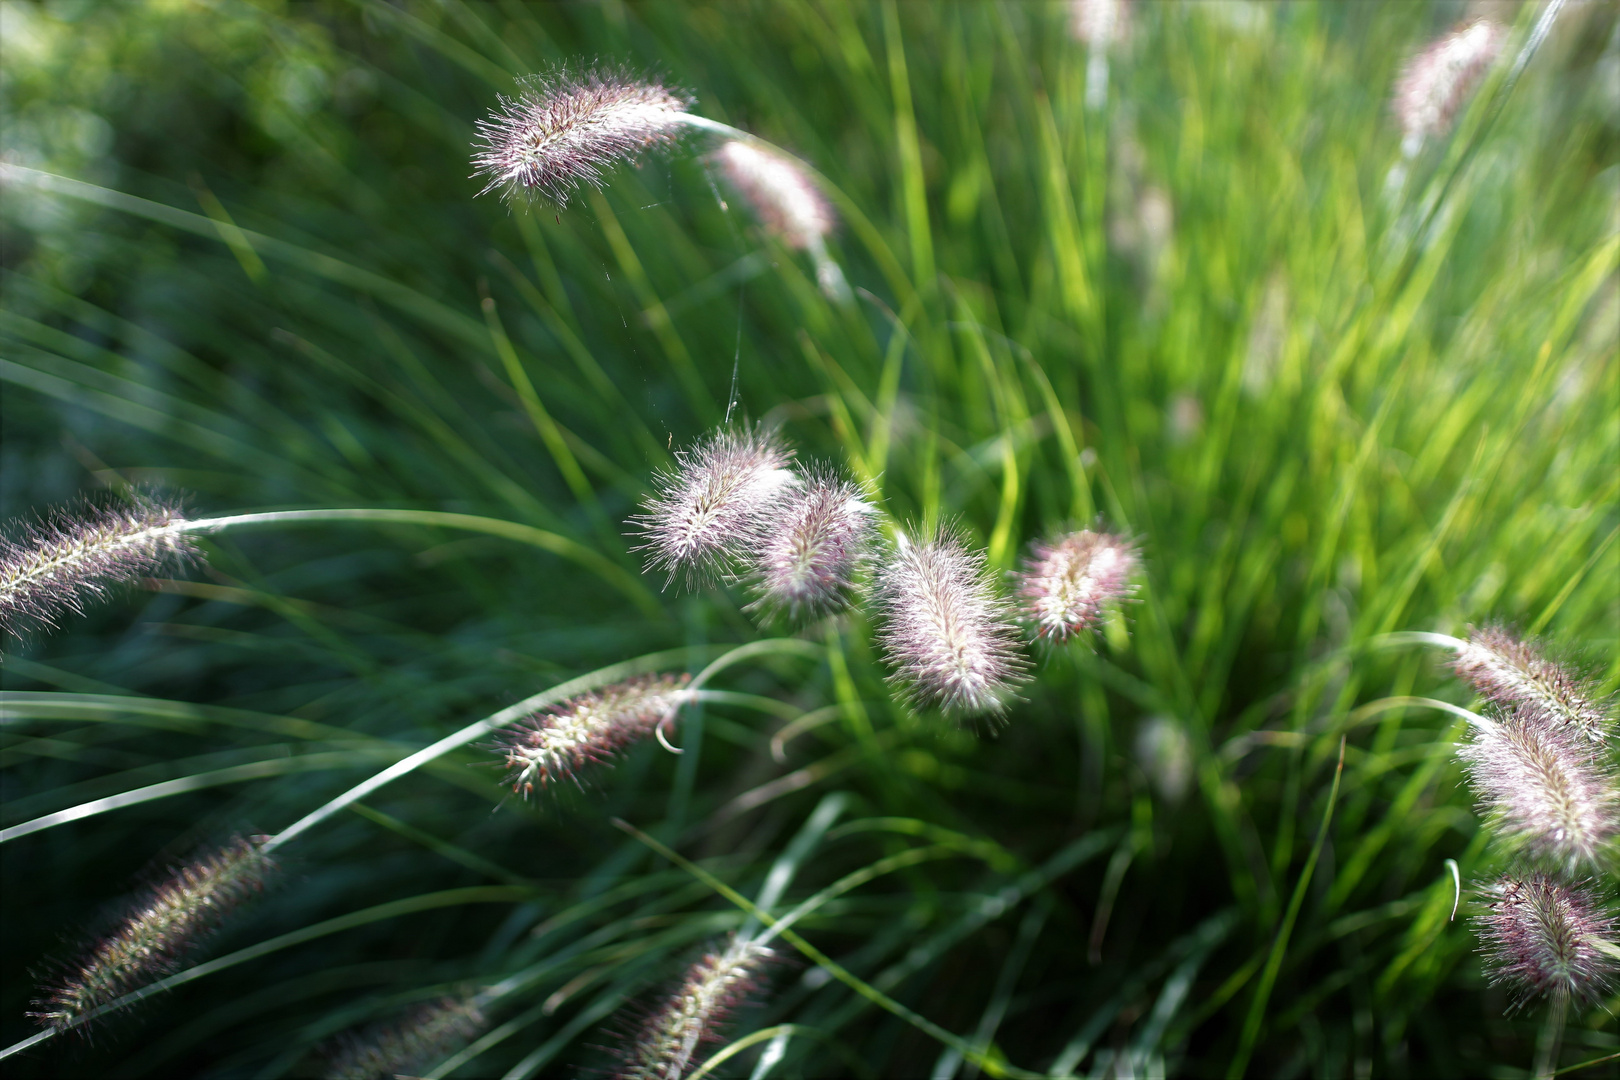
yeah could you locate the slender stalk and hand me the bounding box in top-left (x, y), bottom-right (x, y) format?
top-left (1534, 987), bottom-right (1569, 1080)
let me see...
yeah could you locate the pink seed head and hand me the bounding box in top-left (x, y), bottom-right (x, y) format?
top-left (1393, 20), bottom-right (1504, 145)
top-left (876, 527), bottom-right (1030, 717)
top-left (472, 66), bottom-right (692, 207)
top-left (1016, 528), bottom-right (1138, 641)
top-left (631, 427), bottom-right (799, 588)
top-left (1452, 625), bottom-right (1610, 745)
top-left (714, 140), bottom-right (836, 250)
top-left (1, 493), bottom-right (196, 637)
top-left (747, 470), bottom-right (874, 622)
top-left (617, 936), bottom-right (773, 1080)
top-left (1477, 873), bottom-right (1619, 1009)
top-left (496, 673), bottom-right (692, 796)
top-left (322, 994), bottom-right (486, 1080)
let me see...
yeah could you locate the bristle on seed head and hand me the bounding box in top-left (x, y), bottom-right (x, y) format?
top-left (473, 66), bottom-right (692, 206)
top-left (746, 470), bottom-right (874, 622)
top-left (1457, 707), bottom-right (1619, 874)
top-left (1452, 626), bottom-right (1611, 745)
top-left (31, 835), bottom-right (272, 1031)
top-left (1016, 528), bottom-right (1138, 641)
top-left (1393, 20), bottom-right (1504, 149)
top-left (617, 936), bottom-right (773, 1080)
top-left (876, 526), bottom-right (1030, 717)
top-left (321, 994), bottom-right (486, 1080)
top-left (1477, 873), bottom-right (1619, 1009)
top-left (1, 493), bottom-right (196, 638)
top-left (714, 140), bottom-right (836, 251)
top-left (496, 673), bottom-right (692, 796)
top-left (631, 427), bottom-right (798, 587)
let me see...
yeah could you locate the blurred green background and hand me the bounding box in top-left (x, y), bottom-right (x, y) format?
top-left (1, 1), bottom-right (1616, 1076)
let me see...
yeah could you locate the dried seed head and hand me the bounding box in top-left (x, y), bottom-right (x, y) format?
top-left (714, 140), bottom-right (835, 251)
top-left (32, 835), bottom-right (272, 1031)
top-left (1069, 0), bottom-right (1129, 46)
top-left (1016, 528), bottom-right (1138, 641)
top-left (496, 673), bottom-right (692, 796)
top-left (322, 994), bottom-right (486, 1080)
top-left (1477, 873), bottom-right (1619, 1008)
top-left (1452, 625), bottom-right (1610, 744)
top-left (1, 494), bottom-right (196, 638)
top-left (472, 67), bottom-right (692, 206)
top-left (876, 527), bottom-right (1030, 717)
top-left (1393, 20), bottom-right (1505, 149)
top-left (631, 427), bottom-right (798, 587)
top-left (617, 936), bottom-right (773, 1080)
top-left (746, 471), bottom-right (874, 622)
top-left (1457, 708), bottom-right (1619, 874)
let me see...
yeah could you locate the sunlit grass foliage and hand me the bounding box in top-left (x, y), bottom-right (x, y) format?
top-left (1, 1), bottom-right (1616, 1076)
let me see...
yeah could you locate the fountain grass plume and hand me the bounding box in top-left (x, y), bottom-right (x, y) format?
top-left (473, 65), bottom-right (693, 206)
top-left (876, 525), bottom-right (1030, 718)
top-left (31, 835), bottom-right (272, 1032)
top-left (631, 426), bottom-right (798, 588)
top-left (615, 935), bottom-right (773, 1080)
top-left (746, 469), bottom-right (874, 623)
top-left (320, 994), bottom-right (485, 1080)
top-left (494, 673), bottom-right (693, 796)
top-left (1452, 625), bottom-right (1610, 745)
top-left (1, 492), bottom-right (196, 638)
top-left (1393, 20), bottom-right (1505, 155)
top-left (714, 140), bottom-right (850, 301)
top-left (1015, 527), bottom-right (1138, 642)
top-left (1477, 873), bottom-right (1620, 1009)
top-left (1457, 705), bottom-right (1619, 874)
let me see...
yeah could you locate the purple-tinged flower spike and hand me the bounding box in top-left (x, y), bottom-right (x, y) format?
top-left (1393, 20), bottom-right (1505, 156)
top-left (1, 494), bottom-right (197, 638)
top-left (496, 673), bottom-right (693, 796)
top-left (876, 527), bottom-right (1030, 717)
top-left (472, 66), bottom-right (692, 207)
top-left (1016, 528), bottom-right (1138, 642)
top-left (1457, 707), bottom-right (1619, 874)
top-left (617, 936), bottom-right (773, 1080)
top-left (321, 994), bottom-right (486, 1080)
top-left (747, 470), bottom-right (874, 622)
top-left (1452, 626), bottom-right (1611, 745)
top-left (631, 427), bottom-right (798, 588)
top-left (32, 835), bottom-right (272, 1031)
top-left (1477, 874), bottom-right (1620, 1009)
top-left (714, 140), bottom-right (850, 301)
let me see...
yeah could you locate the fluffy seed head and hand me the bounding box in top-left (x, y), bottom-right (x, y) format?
top-left (1, 494), bottom-right (196, 638)
top-left (32, 835), bottom-right (272, 1031)
top-left (617, 936), bottom-right (773, 1080)
top-left (747, 471), bottom-right (874, 622)
top-left (321, 994), bottom-right (486, 1080)
top-left (631, 427), bottom-right (798, 587)
top-left (472, 67), bottom-right (691, 206)
top-left (1016, 528), bottom-right (1138, 641)
top-left (1452, 625), bottom-right (1611, 744)
top-left (1457, 708), bottom-right (1619, 874)
top-left (496, 673), bottom-right (692, 796)
top-left (1393, 20), bottom-right (1504, 146)
top-left (714, 140), bottom-right (836, 251)
top-left (1069, 0), bottom-right (1129, 46)
top-left (876, 527), bottom-right (1030, 717)
top-left (1477, 873), bottom-right (1619, 1008)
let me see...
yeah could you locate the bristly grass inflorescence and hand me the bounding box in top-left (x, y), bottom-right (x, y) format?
top-left (1, 493), bottom-right (196, 638)
top-left (1451, 625), bottom-right (1611, 745)
top-left (746, 469), bottom-right (875, 622)
top-left (31, 835), bottom-right (273, 1032)
top-left (615, 936), bottom-right (773, 1080)
top-left (495, 673), bottom-right (694, 796)
top-left (1392, 19), bottom-right (1505, 154)
top-left (320, 994), bottom-right (486, 1080)
top-left (631, 426), bottom-right (798, 588)
top-left (1477, 874), bottom-right (1620, 1010)
top-left (876, 527), bottom-right (1029, 718)
top-left (714, 140), bottom-right (834, 253)
top-left (1016, 527), bottom-right (1137, 642)
top-left (472, 66), bottom-right (692, 206)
